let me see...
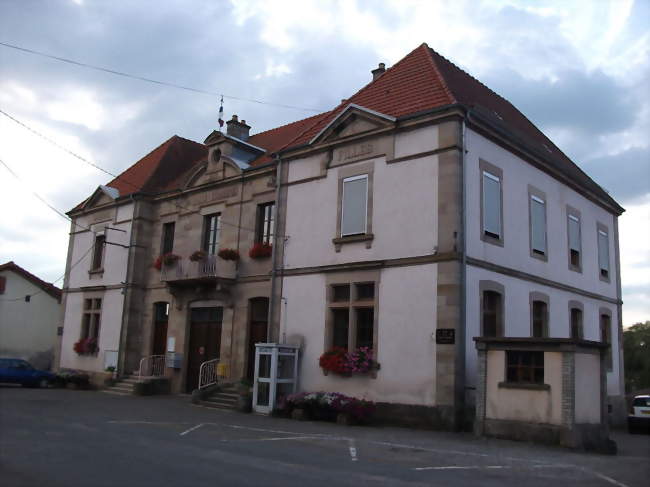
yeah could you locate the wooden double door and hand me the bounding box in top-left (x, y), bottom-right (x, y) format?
top-left (186, 307), bottom-right (223, 393)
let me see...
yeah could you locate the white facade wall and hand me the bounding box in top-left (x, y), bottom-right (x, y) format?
top-left (284, 127), bottom-right (439, 269)
top-left (0, 270), bottom-right (60, 369)
top-left (465, 129), bottom-right (622, 396)
top-left (282, 124), bottom-right (442, 404)
top-left (466, 129), bottom-right (617, 299)
top-left (284, 264), bottom-right (438, 405)
top-left (59, 202), bottom-right (133, 373)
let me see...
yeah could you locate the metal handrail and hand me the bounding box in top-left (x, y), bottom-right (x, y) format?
top-left (198, 357), bottom-right (220, 390)
top-left (138, 354), bottom-right (166, 379)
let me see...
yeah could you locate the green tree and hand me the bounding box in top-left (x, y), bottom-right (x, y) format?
top-left (624, 321), bottom-right (650, 393)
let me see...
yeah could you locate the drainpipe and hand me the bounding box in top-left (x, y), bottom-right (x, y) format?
top-left (455, 117), bottom-right (468, 430)
top-left (117, 195), bottom-right (137, 377)
top-left (267, 154), bottom-right (283, 343)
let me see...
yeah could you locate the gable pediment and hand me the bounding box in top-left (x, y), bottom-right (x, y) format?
top-left (185, 156), bottom-right (242, 188)
top-left (83, 185), bottom-right (119, 210)
top-left (310, 104), bottom-right (396, 146)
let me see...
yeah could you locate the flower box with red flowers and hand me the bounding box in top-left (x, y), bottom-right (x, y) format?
top-left (73, 338), bottom-right (98, 356)
top-left (217, 248), bottom-right (240, 261)
top-left (153, 253), bottom-right (181, 270)
top-left (189, 250), bottom-right (207, 262)
top-left (319, 348), bottom-right (351, 375)
top-left (249, 242), bottom-right (272, 259)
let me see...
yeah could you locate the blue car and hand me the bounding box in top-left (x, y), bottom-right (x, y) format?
top-left (0, 358), bottom-right (54, 388)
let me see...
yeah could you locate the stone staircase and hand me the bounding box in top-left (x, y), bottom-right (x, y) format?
top-left (103, 374), bottom-right (138, 396)
top-left (197, 383), bottom-right (239, 410)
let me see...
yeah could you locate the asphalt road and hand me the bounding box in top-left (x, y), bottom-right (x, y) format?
top-left (0, 387), bottom-right (648, 487)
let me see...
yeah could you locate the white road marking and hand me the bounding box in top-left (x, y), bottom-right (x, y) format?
top-left (414, 465), bottom-right (509, 471)
top-left (179, 423), bottom-right (204, 436)
top-left (348, 439), bottom-right (358, 462)
top-left (108, 421), bottom-right (190, 425)
top-left (222, 436), bottom-right (324, 442)
top-left (589, 470), bottom-right (630, 487)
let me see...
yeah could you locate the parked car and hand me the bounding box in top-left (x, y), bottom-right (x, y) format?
top-left (628, 394), bottom-right (650, 434)
top-left (0, 358), bottom-right (54, 388)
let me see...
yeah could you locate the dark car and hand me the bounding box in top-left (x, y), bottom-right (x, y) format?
top-left (0, 358), bottom-right (54, 388)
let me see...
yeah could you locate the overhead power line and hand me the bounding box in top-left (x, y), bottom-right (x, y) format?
top-left (0, 108), bottom-right (280, 236)
top-left (0, 41), bottom-right (323, 113)
top-left (0, 240), bottom-right (96, 302)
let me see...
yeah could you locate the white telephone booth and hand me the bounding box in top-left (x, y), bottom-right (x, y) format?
top-left (252, 343), bottom-right (300, 414)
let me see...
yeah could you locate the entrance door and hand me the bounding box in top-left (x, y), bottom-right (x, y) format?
top-left (186, 307), bottom-right (223, 392)
top-left (247, 298), bottom-right (269, 381)
top-left (152, 302), bottom-right (169, 356)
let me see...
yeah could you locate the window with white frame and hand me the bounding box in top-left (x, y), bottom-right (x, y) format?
top-left (597, 226), bottom-right (610, 280)
top-left (482, 169), bottom-right (502, 242)
top-left (256, 202), bottom-right (275, 245)
top-left (567, 212), bottom-right (581, 271)
top-left (341, 175), bottom-right (368, 236)
top-left (203, 213), bottom-right (221, 255)
top-left (530, 194), bottom-right (547, 257)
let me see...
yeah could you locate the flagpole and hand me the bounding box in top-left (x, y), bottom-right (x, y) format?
top-left (218, 95), bottom-right (224, 132)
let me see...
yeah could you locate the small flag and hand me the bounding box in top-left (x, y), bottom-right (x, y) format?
top-left (218, 96), bottom-right (224, 130)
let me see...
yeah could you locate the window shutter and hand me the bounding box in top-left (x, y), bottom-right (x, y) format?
top-left (341, 176), bottom-right (368, 236)
top-left (598, 230), bottom-right (609, 271)
top-left (531, 196), bottom-right (546, 253)
top-left (482, 172), bottom-right (501, 237)
top-left (568, 215), bottom-right (580, 251)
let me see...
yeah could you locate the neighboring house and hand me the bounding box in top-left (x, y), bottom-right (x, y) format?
top-left (0, 261), bottom-right (62, 370)
top-left (58, 43), bottom-right (625, 427)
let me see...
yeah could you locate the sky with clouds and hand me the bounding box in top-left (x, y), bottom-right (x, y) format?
top-left (0, 0), bottom-right (648, 325)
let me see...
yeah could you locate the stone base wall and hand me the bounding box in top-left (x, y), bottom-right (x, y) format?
top-left (481, 418), bottom-right (614, 453)
top-left (373, 403), bottom-right (457, 431)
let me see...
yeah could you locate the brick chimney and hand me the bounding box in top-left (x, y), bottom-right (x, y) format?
top-left (226, 115), bottom-right (251, 141)
top-left (372, 62), bottom-right (386, 81)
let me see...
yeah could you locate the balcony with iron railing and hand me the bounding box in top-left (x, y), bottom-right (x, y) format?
top-left (160, 255), bottom-right (236, 285)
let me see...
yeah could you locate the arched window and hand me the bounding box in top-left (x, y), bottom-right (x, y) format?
top-left (600, 310), bottom-right (613, 371)
top-left (482, 290), bottom-right (503, 337)
top-left (570, 307), bottom-right (583, 339)
top-left (532, 300), bottom-right (548, 338)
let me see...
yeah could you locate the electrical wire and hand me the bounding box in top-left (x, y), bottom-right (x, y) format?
top-left (0, 108), bottom-right (280, 236)
top-left (0, 41), bottom-right (323, 113)
top-left (0, 240), bottom-right (96, 302)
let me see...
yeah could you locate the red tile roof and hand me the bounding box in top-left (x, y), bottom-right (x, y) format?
top-left (84, 43), bottom-right (619, 211)
top-left (106, 135), bottom-right (207, 196)
top-left (0, 261), bottom-right (62, 301)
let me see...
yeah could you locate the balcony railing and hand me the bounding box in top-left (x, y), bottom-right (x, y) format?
top-left (160, 255), bottom-right (236, 284)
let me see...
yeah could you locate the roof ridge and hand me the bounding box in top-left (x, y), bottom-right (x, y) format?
top-left (428, 48), bottom-right (576, 162)
top-left (428, 47), bottom-right (514, 111)
top-left (335, 43), bottom-right (433, 113)
top-left (422, 44), bottom-right (456, 104)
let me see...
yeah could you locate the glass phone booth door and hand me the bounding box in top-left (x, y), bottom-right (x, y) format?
top-left (253, 343), bottom-right (299, 414)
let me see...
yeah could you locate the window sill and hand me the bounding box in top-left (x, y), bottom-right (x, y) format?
top-left (333, 233), bottom-right (374, 252)
top-left (480, 233), bottom-right (503, 247)
top-left (498, 381), bottom-right (549, 391)
top-left (530, 250), bottom-right (548, 262)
